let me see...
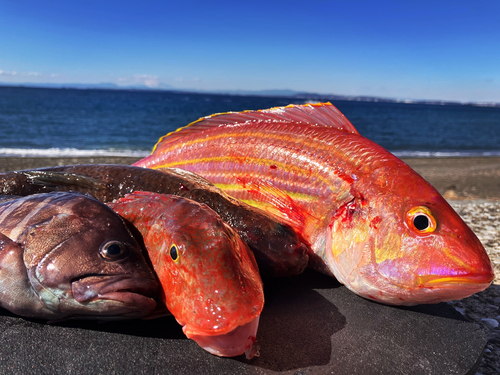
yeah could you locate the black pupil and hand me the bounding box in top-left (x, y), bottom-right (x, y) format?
top-left (106, 243), bottom-right (123, 255)
top-left (170, 246), bottom-right (178, 260)
top-left (413, 215), bottom-right (430, 231)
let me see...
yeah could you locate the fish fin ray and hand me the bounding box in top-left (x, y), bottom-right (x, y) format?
top-left (151, 103), bottom-right (358, 154)
top-left (236, 178), bottom-right (319, 232)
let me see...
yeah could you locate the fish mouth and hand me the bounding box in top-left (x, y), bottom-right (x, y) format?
top-left (71, 274), bottom-right (158, 315)
top-left (183, 316), bottom-right (260, 358)
top-left (418, 272), bottom-right (495, 290)
top-left (418, 272), bottom-right (494, 287)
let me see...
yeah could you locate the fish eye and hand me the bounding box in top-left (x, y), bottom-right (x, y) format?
top-left (413, 214), bottom-right (429, 231)
top-left (170, 244), bottom-right (180, 263)
top-left (100, 240), bottom-right (131, 261)
top-left (406, 206), bottom-right (437, 234)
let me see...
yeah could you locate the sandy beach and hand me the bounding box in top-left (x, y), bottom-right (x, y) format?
top-left (0, 155), bottom-right (499, 373)
top-left (0, 156), bottom-right (499, 198)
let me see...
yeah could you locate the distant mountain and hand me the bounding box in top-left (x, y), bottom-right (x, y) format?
top-left (186, 88), bottom-right (500, 107)
top-left (209, 89), bottom-right (301, 97)
top-left (0, 82), bottom-right (498, 107)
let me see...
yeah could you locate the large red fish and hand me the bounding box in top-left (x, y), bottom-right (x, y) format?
top-left (108, 191), bottom-right (263, 358)
top-left (135, 102), bottom-right (495, 306)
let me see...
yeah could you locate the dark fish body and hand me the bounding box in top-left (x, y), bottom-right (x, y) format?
top-left (0, 191), bottom-right (158, 320)
top-left (0, 165), bottom-right (308, 277)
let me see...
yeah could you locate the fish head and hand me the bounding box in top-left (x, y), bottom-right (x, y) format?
top-left (109, 191), bottom-right (264, 357)
top-left (326, 165), bottom-right (494, 306)
top-left (20, 192), bottom-right (158, 318)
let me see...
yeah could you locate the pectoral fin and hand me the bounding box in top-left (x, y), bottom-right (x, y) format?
top-left (23, 170), bottom-right (107, 190)
top-left (0, 232), bottom-right (50, 318)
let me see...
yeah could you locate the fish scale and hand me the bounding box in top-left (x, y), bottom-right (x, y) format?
top-left (0, 194), bottom-right (75, 240)
top-left (135, 102), bottom-right (495, 306)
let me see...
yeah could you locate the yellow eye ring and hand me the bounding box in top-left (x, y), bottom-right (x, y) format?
top-left (406, 206), bottom-right (437, 234)
top-left (169, 244), bottom-right (180, 263)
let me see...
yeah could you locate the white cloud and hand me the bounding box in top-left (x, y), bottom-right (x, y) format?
top-left (117, 74), bottom-right (161, 88)
top-left (0, 70), bottom-right (18, 76)
top-left (0, 69), bottom-right (44, 78)
top-left (174, 77), bottom-right (200, 82)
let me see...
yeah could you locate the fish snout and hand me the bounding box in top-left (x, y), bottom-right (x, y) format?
top-left (370, 229), bottom-right (494, 305)
top-left (417, 238), bottom-right (494, 289)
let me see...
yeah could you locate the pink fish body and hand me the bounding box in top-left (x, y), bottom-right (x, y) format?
top-left (108, 191), bottom-right (264, 357)
top-left (135, 103), bottom-right (494, 306)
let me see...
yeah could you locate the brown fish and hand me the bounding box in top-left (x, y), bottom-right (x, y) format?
top-left (0, 191), bottom-right (158, 320)
top-left (0, 164), bottom-right (308, 277)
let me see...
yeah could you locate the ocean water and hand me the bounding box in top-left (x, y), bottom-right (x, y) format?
top-left (0, 86), bottom-right (499, 158)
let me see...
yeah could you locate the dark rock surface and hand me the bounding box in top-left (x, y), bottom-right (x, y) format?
top-left (0, 270), bottom-right (486, 374)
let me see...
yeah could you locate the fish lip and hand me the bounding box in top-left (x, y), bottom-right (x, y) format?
top-left (418, 272), bottom-right (494, 287)
top-left (183, 316), bottom-right (260, 358)
top-left (71, 274), bottom-right (159, 303)
top-left (181, 312), bottom-right (259, 337)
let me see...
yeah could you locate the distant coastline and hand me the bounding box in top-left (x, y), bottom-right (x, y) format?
top-left (0, 148), bottom-right (150, 158)
top-left (1, 82), bottom-right (499, 108)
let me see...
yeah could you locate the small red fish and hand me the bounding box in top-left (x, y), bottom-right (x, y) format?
top-left (108, 191), bottom-right (264, 357)
top-left (135, 102), bottom-right (494, 306)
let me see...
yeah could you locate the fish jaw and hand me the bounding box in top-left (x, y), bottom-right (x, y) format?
top-left (329, 237), bottom-right (494, 306)
top-left (182, 316), bottom-right (260, 358)
top-left (70, 275), bottom-right (158, 317)
top-left (387, 230), bottom-right (493, 304)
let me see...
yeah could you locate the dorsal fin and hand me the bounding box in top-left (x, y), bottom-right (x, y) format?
top-left (152, 102), bottom-right (359, 153)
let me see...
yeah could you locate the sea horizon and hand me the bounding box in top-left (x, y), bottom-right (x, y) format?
top-left (1, 86), bottom-right (499, 159)
top-left (1, 82), bottom-right (499, 108)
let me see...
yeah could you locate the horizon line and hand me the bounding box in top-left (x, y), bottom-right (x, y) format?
top-left (1, 82), bottom-right (499, 108)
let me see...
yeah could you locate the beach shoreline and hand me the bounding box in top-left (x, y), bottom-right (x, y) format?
top-left (1, 155), bottom-right (499, 200)
top-left (0, 155), bottom-right (499, 373)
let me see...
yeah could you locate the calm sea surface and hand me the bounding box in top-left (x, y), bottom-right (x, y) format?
top-left (0, 86), bottom-right (499, 157)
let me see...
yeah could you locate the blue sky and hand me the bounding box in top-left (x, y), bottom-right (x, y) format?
top-left (0, 0), bottom-right (499, 102)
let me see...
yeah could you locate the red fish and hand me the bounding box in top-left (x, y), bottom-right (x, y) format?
top-left (108, 191), bottom-right (264, 357)
top-left (135, 102), bottom-right (494, 306)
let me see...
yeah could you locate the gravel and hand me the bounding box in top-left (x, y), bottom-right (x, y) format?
top-left (448, 200), bottom-right (500, 375)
